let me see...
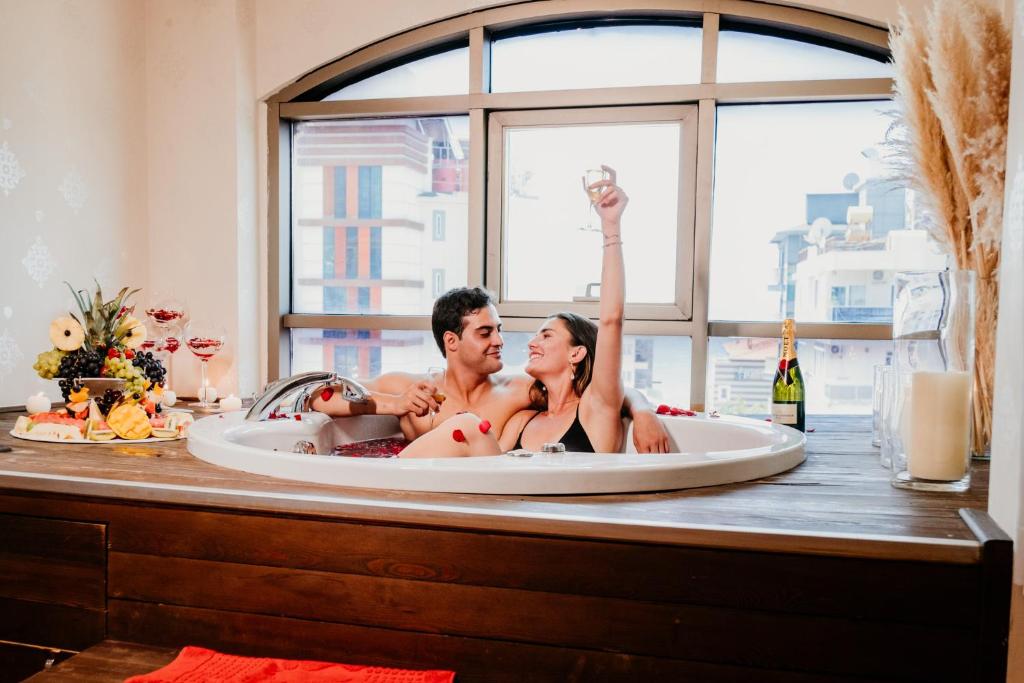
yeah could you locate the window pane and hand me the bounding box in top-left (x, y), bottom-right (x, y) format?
top-left (291, 117), bottom-right (470, 315)
top-left (502, 121), bottom-right (682, 304)
top-left (491, 24), bottom-right (701, 92)
top-left (292, 329), bottom-right (444, 380)
top-left (501, 332), bottom-right (692, 409)
top-left (707, 337), bottom-right (892, 416)
top-left (322, 47), bottom-right (468, 101)
top-left (291, 329), bottom-right (691, 409)
top-left (709, 102), bottom-right (947, 323)
top-left (716, 30), bottom-right (893, 83)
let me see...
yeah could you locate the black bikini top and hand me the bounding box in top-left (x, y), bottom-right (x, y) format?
top-left (513, 406), bottom-right (595, 453)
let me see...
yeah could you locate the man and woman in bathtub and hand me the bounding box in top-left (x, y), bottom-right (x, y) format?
top-left (310, 168), bottom-right (670, 456)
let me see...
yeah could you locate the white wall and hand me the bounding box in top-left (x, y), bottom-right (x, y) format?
top-left (990, 0), bottom-right (1024, 582)
top-left (0, 0), bottom-right (147, 406)
top-left (144, 0), bottom-right (259, 398)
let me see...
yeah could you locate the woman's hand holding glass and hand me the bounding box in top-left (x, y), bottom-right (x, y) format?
top-left (587, 165), bottom-right (628, 234)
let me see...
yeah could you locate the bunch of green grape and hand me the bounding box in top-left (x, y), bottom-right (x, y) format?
top-left (104, 354), bottom-right (146, 395)
top-left (33, 349), bottom-right (67, 379)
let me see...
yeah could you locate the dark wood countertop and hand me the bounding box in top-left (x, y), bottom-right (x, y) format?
top-left (0, 413), bottom-right (989, 564)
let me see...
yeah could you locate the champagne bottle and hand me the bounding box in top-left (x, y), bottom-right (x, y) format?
top-left (771, 318), bottom-right (805, 432)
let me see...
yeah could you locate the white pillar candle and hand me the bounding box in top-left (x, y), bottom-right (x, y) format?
top-left (26, 392), bottom-right (51, 415)
top-left (160, 390), bottom-right (177, 407)
top-left (219, 394), bottom-right (242, 412)
top-left (907, 371), bottom-right (971, 481)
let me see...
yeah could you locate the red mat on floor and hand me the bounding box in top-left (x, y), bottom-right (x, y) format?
top-left (125, 646), bottom-right (455, 683)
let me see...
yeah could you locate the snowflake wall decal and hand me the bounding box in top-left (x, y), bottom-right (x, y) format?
top-left (0, 141), bottom-right (27, 196)
top-left (22, 236), bottom-right (56, 288)
top-left (0, 329), bottom-right (24, 382)
top-left (58, 169), bottom-right (88, 212)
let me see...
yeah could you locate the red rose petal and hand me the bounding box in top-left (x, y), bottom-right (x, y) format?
top-left (452, 429), bottom-right (466, 443)
top-left (478, 419), bottom-right (491, 434)
top-left (656, 404), bottom-right (671, 415)
top-left (320, 387), bottom-right (334, 402)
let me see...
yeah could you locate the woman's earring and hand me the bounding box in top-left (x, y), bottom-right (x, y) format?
top-left (569, 362), bottom-right (575, 380)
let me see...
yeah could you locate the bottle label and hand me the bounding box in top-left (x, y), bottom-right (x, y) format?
top-left (771, 402), bottom-right (798, 425)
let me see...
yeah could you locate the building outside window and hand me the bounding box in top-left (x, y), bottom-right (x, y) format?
top-left (431, 269), bottom-right (445, 298)
top-left (432, 210), bottom-right (446, 241)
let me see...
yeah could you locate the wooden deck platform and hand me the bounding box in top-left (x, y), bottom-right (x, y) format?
top-left (0, 413), bottom-right (1011, 682)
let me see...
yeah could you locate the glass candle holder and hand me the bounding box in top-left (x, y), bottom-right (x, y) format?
top-left (876, 365), bottom-right (895, 469)
top-left (871, 364), bottom-right (889, 448)
top-left (890, 270), bottom-right (975, 492)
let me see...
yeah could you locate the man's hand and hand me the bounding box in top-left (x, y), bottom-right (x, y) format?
top-left (385, 380), bottom-right (439, 417)
top-left (631, 409), bottom-right (671, 453)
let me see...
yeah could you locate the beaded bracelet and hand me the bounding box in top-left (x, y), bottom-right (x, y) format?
top-left (603, 239), bottom-right (623, 248)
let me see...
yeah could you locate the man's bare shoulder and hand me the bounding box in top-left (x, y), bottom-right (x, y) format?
top-left (366, 371), bottom-right (426, 393)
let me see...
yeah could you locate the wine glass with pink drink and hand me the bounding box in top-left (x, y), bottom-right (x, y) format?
top-left (185, 323), bottom-right (226, 408)
top-left (144, 295), bottom-right (188, 390)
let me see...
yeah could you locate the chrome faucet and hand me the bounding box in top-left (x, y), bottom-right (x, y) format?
top-left (244, 371), bottom-right (371, 421)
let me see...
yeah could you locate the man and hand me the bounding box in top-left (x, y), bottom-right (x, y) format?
top-left (311, 287), bottom-right (671, 452)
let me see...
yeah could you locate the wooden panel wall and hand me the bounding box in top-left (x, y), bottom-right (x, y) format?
top-left (0, 514), bottom-right (106, 682)
top-left (100, 507), bottom-right (981, 682)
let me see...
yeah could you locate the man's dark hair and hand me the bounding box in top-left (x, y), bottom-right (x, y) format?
top-left (432, 287), bottom-right (495, 356)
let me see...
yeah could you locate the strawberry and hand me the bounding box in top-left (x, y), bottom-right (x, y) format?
top-left (107, 348), bottom-right (119, 359)
top-left (125, 349), bottom-right (135, 359)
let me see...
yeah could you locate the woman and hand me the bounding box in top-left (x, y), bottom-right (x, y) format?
top-left (399, 167), bottom-right (626, 457)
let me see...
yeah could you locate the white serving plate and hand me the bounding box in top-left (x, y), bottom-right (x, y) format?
top-left (9, 430), bottom-right (183, 445)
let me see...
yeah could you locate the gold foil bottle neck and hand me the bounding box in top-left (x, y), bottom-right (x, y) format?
top-left (781, 318), bottom-right (797, 361)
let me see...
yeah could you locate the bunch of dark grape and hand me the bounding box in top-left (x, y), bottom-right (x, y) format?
top-left (56, 349), bottom-right (104, 400)
top-left (131, 351), bottom-right (167, 386)
top-left (95, 388), bottom-right (124, 416)
top-left (57, 378), bottom-right (82, 403)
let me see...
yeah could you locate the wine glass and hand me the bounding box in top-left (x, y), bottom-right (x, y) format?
top-left (581, 167), bottom-right (610, 232)
top-left (145, 294), bottom-right (189, 334)
top-left (185, 323), bottom-right (226, 408)
top-left (427, 365), bottom-right (446, 426)
top-left (144, 295), bottom-right (188, 391)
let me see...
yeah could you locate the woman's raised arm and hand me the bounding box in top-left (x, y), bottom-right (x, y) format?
top-left (586, 166), bottom-right (626, 412)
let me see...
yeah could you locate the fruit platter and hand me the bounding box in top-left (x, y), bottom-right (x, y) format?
top-left (10, 281), bottom-right (194, 444)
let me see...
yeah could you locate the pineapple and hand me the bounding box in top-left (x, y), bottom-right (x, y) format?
top-left (65, 280), bottom-right (143, 350)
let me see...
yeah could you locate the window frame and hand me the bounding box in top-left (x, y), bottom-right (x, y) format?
top-left (486, 105), bottom-right (698, 321)
top-left (268, 0), bottom-right (894, 412)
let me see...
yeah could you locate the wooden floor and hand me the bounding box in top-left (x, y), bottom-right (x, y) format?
top-left (0, 413), bottom-right (989, 562)
top-left (24, 641), bottom-right (178, 682)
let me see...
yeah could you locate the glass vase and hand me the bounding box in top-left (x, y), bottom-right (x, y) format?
top-left (890, 270), bottom-right (975, 492)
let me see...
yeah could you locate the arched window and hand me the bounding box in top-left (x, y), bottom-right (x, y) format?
top-left (269, 2), bottom-right (923, 416)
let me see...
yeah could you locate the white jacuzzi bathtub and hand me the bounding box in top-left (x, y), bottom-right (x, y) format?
top-left (187, 411), bottom-right (805, 495)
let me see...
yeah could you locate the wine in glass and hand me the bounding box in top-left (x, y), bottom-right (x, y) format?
top-left (185, 324), bottom-right (226, 408)
top-left (145, 295), bottom-right (189, 333)
top-left (144, 295), bottom-right (188, 391)
top-left (581, 167), bottom-right (611, 232)
top-left (427, 365), bottom-right (446, 426)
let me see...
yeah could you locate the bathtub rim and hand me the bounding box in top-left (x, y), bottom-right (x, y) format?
top-left (188, 412), bottom-right (806, 495)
